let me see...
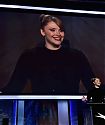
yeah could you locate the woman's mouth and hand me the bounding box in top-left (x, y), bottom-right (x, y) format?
top-left (53, 37), bottom-right (61, 41)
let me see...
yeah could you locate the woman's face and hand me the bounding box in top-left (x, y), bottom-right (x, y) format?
top-left (40, 21), bottom-right (64, 50)
top-left (94, 78), bottom-right (101, 88)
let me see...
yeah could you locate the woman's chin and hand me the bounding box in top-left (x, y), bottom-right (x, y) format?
top-left (54, 41), bottom-right (62, 46)
top-left (53, 43), bottom-right (61, 48)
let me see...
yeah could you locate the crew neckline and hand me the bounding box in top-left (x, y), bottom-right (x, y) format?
top-left (44, 46), bottom-right (64, 53)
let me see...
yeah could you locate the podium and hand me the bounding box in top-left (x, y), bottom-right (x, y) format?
top-left (87, 102), bottom-right (105, 125)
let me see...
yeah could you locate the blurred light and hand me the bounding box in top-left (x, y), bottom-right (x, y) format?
top-left (0, 4), bottom-right (105, 15)
top-left (0, 95), bottom-right (86, 99)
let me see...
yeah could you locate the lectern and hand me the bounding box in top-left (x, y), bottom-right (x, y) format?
top-left (87, 102), bottom-right (105, 125)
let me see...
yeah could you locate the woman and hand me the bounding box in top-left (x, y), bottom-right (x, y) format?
top-left (87, 78), bottom-right (105, 103)
top-left (87, 78), bottom-right (105, 125)
top-left (1, 14), bottom-right (95, 94)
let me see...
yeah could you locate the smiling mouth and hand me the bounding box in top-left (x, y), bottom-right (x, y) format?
top-left (53, 37), bottom-right (61, 41)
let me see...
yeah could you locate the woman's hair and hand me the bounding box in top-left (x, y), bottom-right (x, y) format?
top-left (40, 14), bottom-right (65, 31)
top-left (91, 77), bottom-right (101, 84)
top-left (91, 78), bottom-right (96, 83)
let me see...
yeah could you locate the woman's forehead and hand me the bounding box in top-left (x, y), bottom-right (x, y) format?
top-left (95, 78), bottom-right (100, 82)
top-left (46, 21), bottom-right (60, 28)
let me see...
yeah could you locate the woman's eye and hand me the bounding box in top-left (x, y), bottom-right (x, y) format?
top-left (49, 29), bottom-right (55, 32)
top-left (49, 28), bottom-right (64, 33)
top-left (60, 29), bottom-right (63, 32)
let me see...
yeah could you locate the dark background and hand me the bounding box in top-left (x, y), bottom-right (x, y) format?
top-left (0, 10), bottom-right (105, 92)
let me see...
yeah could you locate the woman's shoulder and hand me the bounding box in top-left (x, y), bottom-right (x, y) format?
top-left (22, 47), bottom-right (44, 56)
top-left (17, 47), bottom-right (43, 63)
top-left (67, 48), bottom-right (86, 58)
top-left (71, 48), bottom-right (84, 54)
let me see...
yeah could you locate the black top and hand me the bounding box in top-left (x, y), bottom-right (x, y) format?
top-left (87, 86), bottom-right (105, 103)
top-left (2, 46), bottom-right (94, 95)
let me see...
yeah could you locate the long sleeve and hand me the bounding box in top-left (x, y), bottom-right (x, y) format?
top-left (87, 90), bottom-right (92, 102)
top-left (1, 52), bottom-right (30, 94)
top-left (79, 52), bottom-right (95, 91)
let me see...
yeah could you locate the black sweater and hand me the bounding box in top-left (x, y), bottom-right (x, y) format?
top-left (2, 46), bottom-right (94, 95)
top-left (87, 86), bottom-right (105, 103)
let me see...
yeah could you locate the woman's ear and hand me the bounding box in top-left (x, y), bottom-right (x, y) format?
top-left (40, 29), bottom-right (45, 36)
top-left (93, 81), bottom-right (95, 85)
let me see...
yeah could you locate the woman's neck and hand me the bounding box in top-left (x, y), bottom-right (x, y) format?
top-left (45, 43), bottom-right (61, 50)
top-left (94, 85), bottom-right (100, 88)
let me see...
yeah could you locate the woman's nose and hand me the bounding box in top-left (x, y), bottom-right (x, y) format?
top-left (55, 30), bottom-right (60, 35)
